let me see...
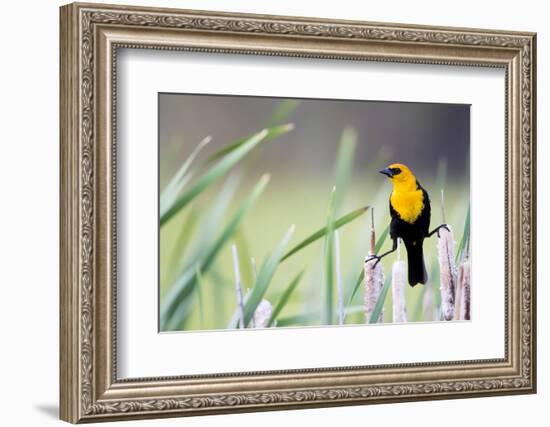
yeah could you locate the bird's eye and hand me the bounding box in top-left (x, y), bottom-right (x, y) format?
top-left (391, 168), bottom-right (402, 176)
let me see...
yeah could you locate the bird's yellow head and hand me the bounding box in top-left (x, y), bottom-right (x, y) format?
top-left (379, 163), bottom-right (417, 189)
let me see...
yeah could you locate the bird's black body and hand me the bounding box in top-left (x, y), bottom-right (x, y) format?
top-left (373, 163), bottom-right (448, 287)
top-left (389, 180), bottom-right (430, 286)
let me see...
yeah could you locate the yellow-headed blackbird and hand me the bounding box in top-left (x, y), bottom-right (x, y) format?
top-left (368, 163), bottom-right (448, 287)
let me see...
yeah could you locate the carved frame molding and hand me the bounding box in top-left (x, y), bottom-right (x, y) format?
top-left (60, 2), bottom-right (536, 423)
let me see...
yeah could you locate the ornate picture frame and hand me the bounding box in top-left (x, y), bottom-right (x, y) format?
top-left (60, 2), bottom-right (536, 423)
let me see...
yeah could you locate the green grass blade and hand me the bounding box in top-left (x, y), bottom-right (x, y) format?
top-left (455, 204), bottom-right (471, 263)
top-left (206, 123), bottom-right (294, 164)
top-left (268, 271), bottom-right (304, 327)
top-left (347, 224), bottom-right (389, 305)
top-left (160, 128), bottom-right (273, 226)
top-left (348, 272), bottom-right (364, 308)
top-left (266, 100), bottom-right (301, 128)
top-left (162, 210), bottom-right (198, 287)
top-left (195, 265), bottom-right (206, 330)
top-left (344, 305), bottom-right (366, 316)
top-left (276, 312), bottom-right (318, 327)
top-left (163, 174), bottom-right (240, 293)
top-left (332, 128), bottom-right (356, 213)
top-left (375, 226), bottom-right (390, 255)
top-left (233, 229), bottom-right (254, 292)
top-left (323, 128), bottom-right (356, 325)
top-left (324, 190), bottom-right (336, 325)
top-left (277, 306), bottom-right (366, 327)
top-left (160, 136), bottom-right (211, 213)
top-left (191, 174), bottom-right (241, 254)
top-left (160, 175), bottom-right (270, 330)
top-left (280, 206), bottom-right (368, 262)
top-left (210, 268), bottom-right (230, 325)
top-left (242, 225), bottom-right (296, 327)
top-left (164, 300), bottom-right (195, 331)
top-left (368, 276), bottom-right (391, 324)
top-left (227, 225), bottom-right (296, 329)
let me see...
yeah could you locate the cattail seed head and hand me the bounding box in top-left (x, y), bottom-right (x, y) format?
top-left (423, 285), bottom-right (435, 322)
top-left (455, 259), bottom-right (471, 320)
top-left (364, 254), bottom-right (384, 323)
top-left (253, 299), bottom-right (273, 328)
top-left (391, 259), bottom-right (408, 323)
top-left (437, 226), bottom-right (457, 321)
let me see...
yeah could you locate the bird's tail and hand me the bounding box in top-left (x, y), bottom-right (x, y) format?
top-left (405, 240), bottom-right (428, 286)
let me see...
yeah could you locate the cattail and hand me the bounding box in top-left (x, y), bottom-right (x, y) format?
top-left (438, 226), bottom-right (457, 321)
top-left (454, 265), bottom-right (463, 320)
top-left (391, 239), bottom-right (408, 323)
top-left (364, 208), bottom-right (384, 323)
top-left (252, 299), bottom-right (273, 328)
top-left (249, 257), bottom-right (258, 328)
top-left (423, 285), bottom-right (435, 322)
top-left (364, 258), bottom-right (384, 323)
top-left (231, 244), bottom-right (246, 328)
top-left (460, 259), bottom-right (471, 320)
top-left (454, 258), bottom-right (471, 320)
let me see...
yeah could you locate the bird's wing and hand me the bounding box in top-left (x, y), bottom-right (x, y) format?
top-left (416, 180), bottom-right (431, 235)
top-left (388, 197), bottom-right (400, 239)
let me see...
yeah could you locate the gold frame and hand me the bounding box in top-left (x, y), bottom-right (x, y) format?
top-left (60, 2), bottom-right (537, 423)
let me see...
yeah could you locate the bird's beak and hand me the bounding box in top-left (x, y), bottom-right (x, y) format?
top-left (379, 168), bottom-right (393, 178)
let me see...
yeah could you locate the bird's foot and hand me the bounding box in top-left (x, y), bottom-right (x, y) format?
top-left (429, 223), bottom-right (450, 238)
top-left (365, 254), bottom-right (382, 269)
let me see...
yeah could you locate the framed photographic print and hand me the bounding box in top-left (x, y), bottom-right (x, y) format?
top-left (59, 2), bottom-right (537, 423)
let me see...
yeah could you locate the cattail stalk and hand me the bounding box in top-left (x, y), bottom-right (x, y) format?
top-left (231, 244), bottom-right (246, 328)
top-left (370, 207), bottom-right (376, 253)
top-left (364, 208), bottom-right (384, 323)
top-left (391, 239), bottom-right (408, 323)
top-left (250, 257), bottom-right (257, 328)
top-left (440, 189), bottom-right (446, 223)
top-left (438, 226), bottom-right (457, 321)
top-left (335, 230), bottom-right (345, 325)
top-left (437, 189), bottom-right (457, 321)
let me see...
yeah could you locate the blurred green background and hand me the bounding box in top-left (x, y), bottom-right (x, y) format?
top-left (159, 93), bottom-right (470, 331)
